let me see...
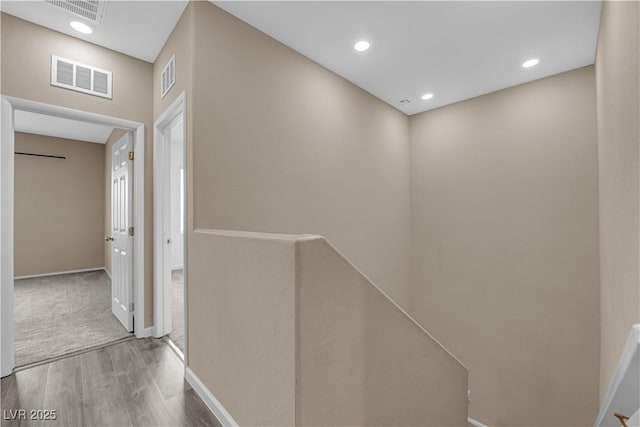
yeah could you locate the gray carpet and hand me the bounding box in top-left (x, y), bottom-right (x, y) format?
top-left (14, 270), bottom-right (132, 367)
top-left (170, 269), bottom-right (185, 354)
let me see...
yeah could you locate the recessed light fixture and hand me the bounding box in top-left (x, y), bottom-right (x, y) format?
top-left (70, 21), bottom-right (93, 34)
top-left (522, 58), bottom-right (540, 68)
top-left (354, 40), bottom-right (370, 52)
top-left (421, 93), bottom-right (434, 100)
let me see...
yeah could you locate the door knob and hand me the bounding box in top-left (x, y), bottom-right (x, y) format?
top-left (105, 236), bottom-right (115, 242)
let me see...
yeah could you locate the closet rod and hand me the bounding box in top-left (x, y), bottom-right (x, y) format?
top-left (15, 152), bottom-right (66, 160)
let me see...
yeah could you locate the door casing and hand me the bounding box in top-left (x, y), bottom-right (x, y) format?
top-left (153, 92), bottom-right (187, 362)
top-left (0, 96), bottom-right (146, 377)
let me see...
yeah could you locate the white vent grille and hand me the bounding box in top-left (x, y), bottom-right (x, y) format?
top-left (93, 71), bottom-right (109, 95)
top-left (75, 65), bottom-right (92, 90)
top-left (44, 0), bottom-right (107, 23)
top-left (56, 60), bottom-right (74, 85)
top-left (161, 55), bottom-right (176, 99)
top-left (51, 55), bottom-right (113, 99)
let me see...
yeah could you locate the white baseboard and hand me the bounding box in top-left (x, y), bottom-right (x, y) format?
top-left (164, 336), bottom-right (184, 361)
top-left (468, 417), bottom-right (489, 427)
top-left (15, 267), bottom-right (106, 280)
top-left (185, 367), bottom-right (238, 427)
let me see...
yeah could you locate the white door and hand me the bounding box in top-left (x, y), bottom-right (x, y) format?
top-left (108, 133), bottom-right (134, 332)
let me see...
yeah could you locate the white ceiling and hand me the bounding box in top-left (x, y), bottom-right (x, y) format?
top-left (213, 1), bottom-right (602, 115)
top-left (0, 0), bottom-right (188, 63)
top-left (15, 110), bottom-right (115, 144)
top-left (1, 1), bottom-right (602, 115)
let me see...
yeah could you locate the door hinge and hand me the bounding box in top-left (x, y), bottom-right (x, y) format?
top-left (129, 302), bottom-right (134, 312)
top-left (129, 226), bottom-right (134, 236)
top-left (128, 151), bottom-right (134, 161)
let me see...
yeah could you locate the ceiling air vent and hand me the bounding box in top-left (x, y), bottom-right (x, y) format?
top-left (51, 55), bottom-right (113, 99)
top-left (44, 0), bottom-right (107, 23)
top-left (399, 98), bottom-right (411, 105)
top-left (161, 55), bottom-right (176, 99)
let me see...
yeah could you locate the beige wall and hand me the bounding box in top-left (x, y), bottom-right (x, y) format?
top-left (153, 8), bottom-right (195, 352)
top-left (176, 6), bottom-right (603, 425)
top-left (189, 230), bottom-right (297, 426)
top-left (103, 128), bottom-right (128, 276)
top-left (189, 2), bottom-right (412, 307)
top-left (595, 0), bottom-right (640, 400)
top-left (153, 2), bottom-right (193, 121)
top-left (1, 13), bottom-right (154, 326)
top-left (14, 133), bottom-right (105, 277)
top-left (189, 230), bottom-right (467, 426)
top-left (409, 67), bottom-right (600, 426)
top-left (297, 237), bottom-right (468, 426)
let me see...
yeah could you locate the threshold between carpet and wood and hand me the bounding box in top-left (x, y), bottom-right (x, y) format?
top-left (14, 270), bottom-right (132, 367)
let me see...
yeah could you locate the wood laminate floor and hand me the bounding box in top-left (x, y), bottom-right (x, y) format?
top-left (1, 338), bottom-right (221, 427)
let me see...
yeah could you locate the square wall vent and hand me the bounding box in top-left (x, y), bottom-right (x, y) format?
top-left (44, 0), bottom-right (107, 23)
top-left (51, 55), bottom-right (113, 99)
top-left (161, 55), bottom-right (176, 99)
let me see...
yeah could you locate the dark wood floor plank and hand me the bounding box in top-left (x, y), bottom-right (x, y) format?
top-left (130, 337), bottom-right (165, 364)
top-left (114, 338), bottom-right (184, 426)
top-left (106, 339), bottom-right (146, 374)
top-left (80, 347), bottom-right (121, 403)
top-left (119, 368), bottom-right (174, 427)
top-left (2, 338), bottom-right (221, 427)
top-left (42, 357), bottom-right (84, 427)
top-left (164, 388), bottom-right (223, 427)
top-left (82, 399), bottom-right (133, 427)
top-left (146, 346), bottom-right (186, 400)
top-left (1, 363), bottom-right (49, 427)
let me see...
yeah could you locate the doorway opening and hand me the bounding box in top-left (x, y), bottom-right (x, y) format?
top-left (153, 92), bottom-right (187, 359)
top-left (13, 120), bottom-right (136, 367)
top-left (0, 96), bottom-right (146, 377)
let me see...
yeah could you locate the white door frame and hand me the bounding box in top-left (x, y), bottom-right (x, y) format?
top-left (0, 96), bottom-right (146, 377)
top-left (153, 92), bottom-right (187, 359)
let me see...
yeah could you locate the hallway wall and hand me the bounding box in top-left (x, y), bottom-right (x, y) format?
top-left (409, 66), bottom-right (600, 426)
top-left (158, 6), bottom-right (603, 426)
top-left (595, 0), bottom-right (640, 400)
top-left (1, 13), bottom-right (155, 326)
top-left (188, 2), bottom-right (412, 307)
top-left (14, 133), bottom-right (105, 277)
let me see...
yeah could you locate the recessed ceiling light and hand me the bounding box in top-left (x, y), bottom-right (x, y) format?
top-left (421, 93), bottom-right (434, 100)
top-left (70, 21), bottom-right (93, 34)
top-left (522, 58), bottom-right (540, 68)
top-left (354, 40), bottom-right (370, 52)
